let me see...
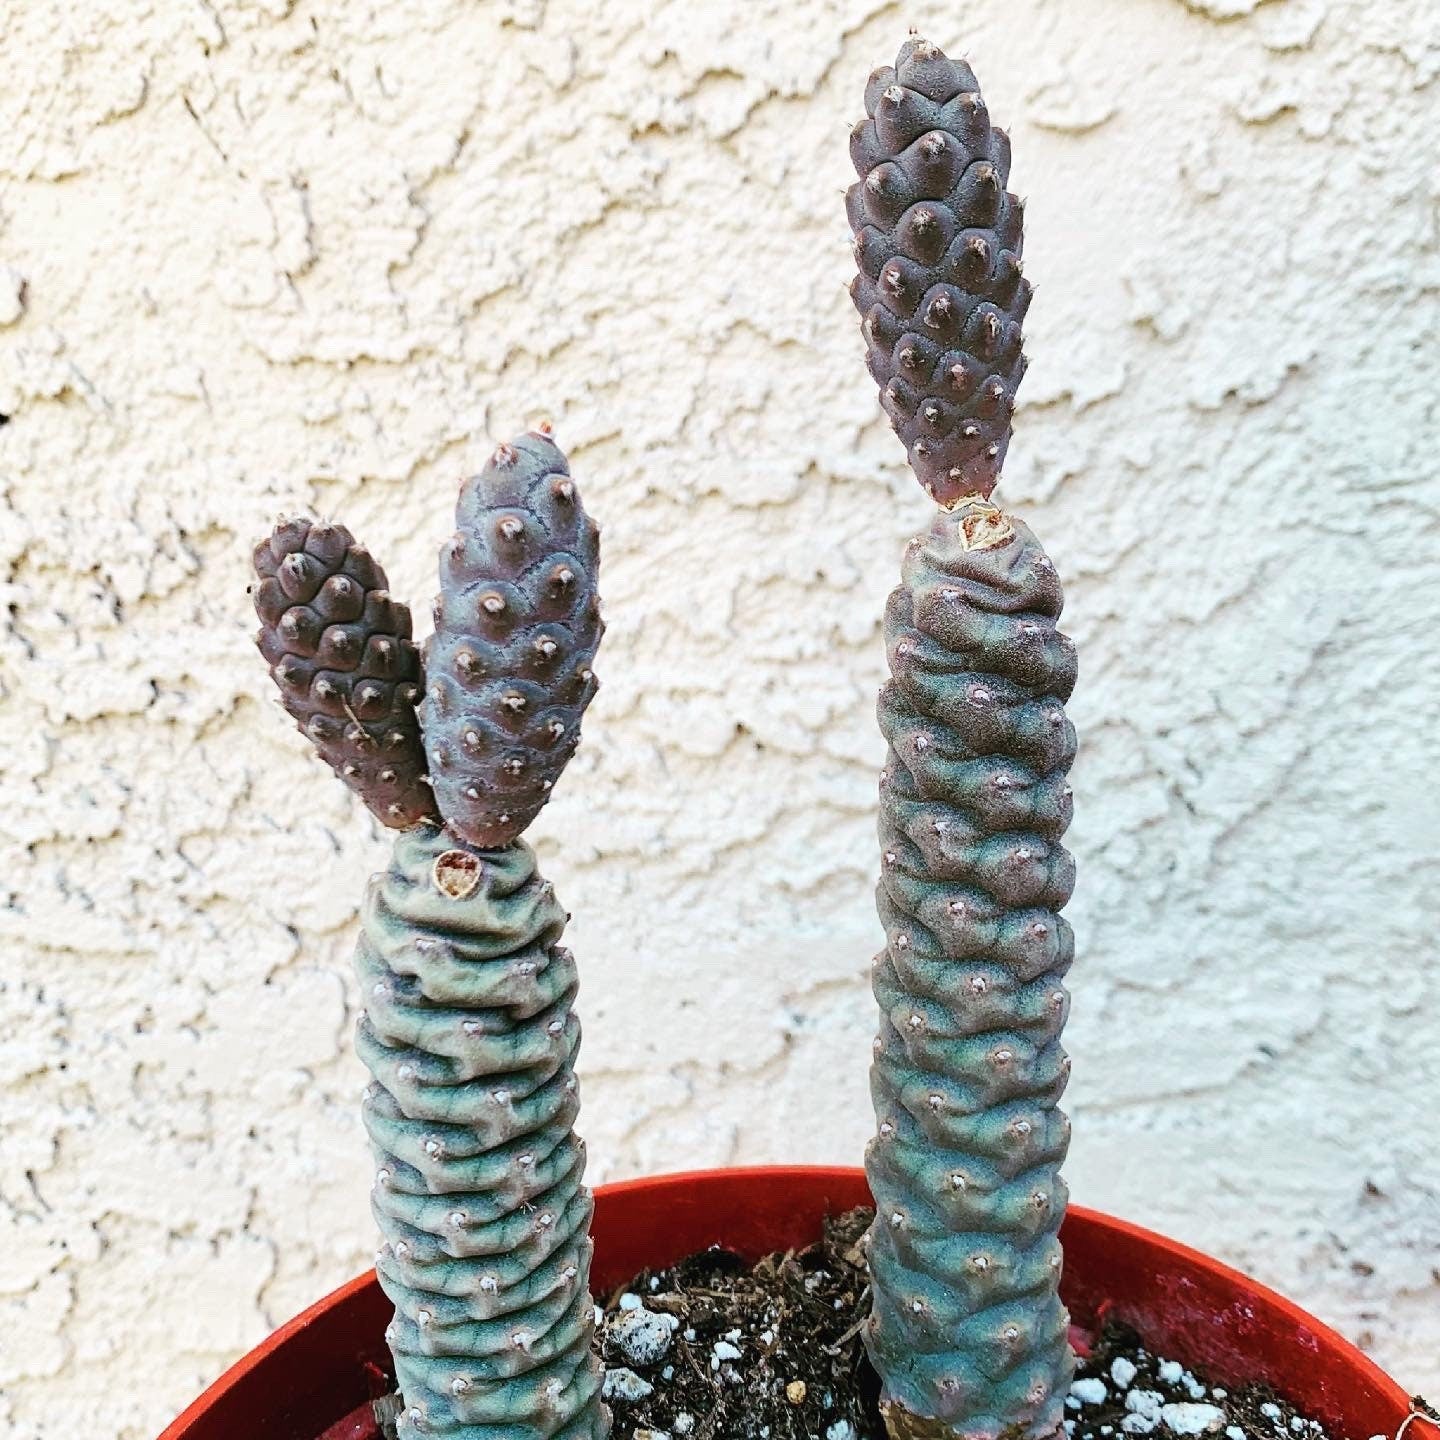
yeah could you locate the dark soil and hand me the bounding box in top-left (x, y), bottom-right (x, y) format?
top-left (596, 1206), bottom-right (878, 1440)
top-left (596, 1207), bottom-right (1383, 1440)
top-left (1069, 1318), bottom-right (1355, 1440)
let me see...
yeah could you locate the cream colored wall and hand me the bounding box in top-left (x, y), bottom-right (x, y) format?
top-left (2, 1), bottom-right (1437, 1435)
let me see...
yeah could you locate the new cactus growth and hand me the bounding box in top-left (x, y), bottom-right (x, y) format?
top-left (848, 39), bottom-right (1029, 509)
top-left (253, 519), bottom-right (437, 828)
top-left (424, 433), bottom-right (602, 849)
top-left (850, 39), bottom-right (1079, 1440)
top-left (252, 428), bottom-right (609, 1440)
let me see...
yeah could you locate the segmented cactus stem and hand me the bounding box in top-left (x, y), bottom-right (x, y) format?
top-left (424, 429), bottom-right (602, 849)
top-left (866, 501), bottom-right (1078, 1440)
top-left (847, 38), bottom-right (1031, 506)
top-left (252, 430), bottom-right (610, 1439)
top-left (357, 826), bottom-right (609, 1440)
top-left (252, 518), bottom-right (437, 828)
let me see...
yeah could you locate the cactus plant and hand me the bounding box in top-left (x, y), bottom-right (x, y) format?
top-left (251, 426), bottom-right (609, 1440)
top-left (849, 38), bottom-right (1079, 1440)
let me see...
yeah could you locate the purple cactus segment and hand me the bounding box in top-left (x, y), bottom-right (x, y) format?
top-left (867, 502), bottom-right (1077, 1440)
top-left (848, 39), bottom-right (1031, 506)
top-left (424, 430), bottom-right (603, 849)
top-left (251, 517), bottom-right (437, 828)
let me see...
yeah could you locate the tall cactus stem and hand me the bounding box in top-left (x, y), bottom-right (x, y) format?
top-left (357, 825), bottom-right (608, 1440)
top-left (866, 501), bottom-right (1077, 1440)
top-left (851, 36), bottom-right (1079, 1440)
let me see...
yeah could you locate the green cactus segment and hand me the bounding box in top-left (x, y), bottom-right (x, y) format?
top-left (252, 518), bottom-right (437, 828)
top-left (847, 39), bottom-right (1031, 507)
top-left (356, 825), bottom-right (609, 1440)
top-left (424, 430), bottom-right (603, 850)
top-left (866, 502), bottom-right (1077, 1440)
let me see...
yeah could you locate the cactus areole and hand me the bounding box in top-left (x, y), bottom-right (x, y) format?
top-left (252, 428), bottom-right (610, 1440)
top-left (851, 39), bottom-right (1079, 1440)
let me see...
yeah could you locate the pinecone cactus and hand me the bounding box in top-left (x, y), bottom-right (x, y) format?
top-left (851, 40), bottom-right (1079, 1440)
top-left (423, 427), bottom-right (602, 850)
top-left (847, 36), bottom-right (1031, 507)
top-left (250, 429), bottom-right (609, 1440)
top-left (252, 518), bottom-right (437, 828)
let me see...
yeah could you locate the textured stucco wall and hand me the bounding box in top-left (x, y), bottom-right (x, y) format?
top-left (1, 1), bottom-right (1437, 1435)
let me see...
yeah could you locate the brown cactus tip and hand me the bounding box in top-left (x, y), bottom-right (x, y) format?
top-left (529, 418), bottom-right (554, 438)
top-left (492, 442), bottom-right (517, 467)
top-left (432, 848), bottom-right (483, 900)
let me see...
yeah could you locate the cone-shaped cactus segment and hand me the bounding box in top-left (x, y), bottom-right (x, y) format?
top-left (252, 518), bottom-right (437, 828)
top-left (424, 429), bottom-right (603, 850)
top-left (867, 501), bottom-right (1077, 1440)
top-left (848, 39), bottom-right (1031, 507)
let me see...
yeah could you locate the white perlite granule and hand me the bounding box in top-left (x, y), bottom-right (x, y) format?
top-left (1160, 1403), bottom-right (1227, 1436)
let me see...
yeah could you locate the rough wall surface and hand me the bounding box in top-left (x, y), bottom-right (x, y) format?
top-left (0, 1), bottom-right (1436, 1435)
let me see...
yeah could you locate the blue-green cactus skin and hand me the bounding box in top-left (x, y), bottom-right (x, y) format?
top-left (865, 502), bottom-right (1077, 1440)
top-left (356, 825), bottom-right (608, 1440)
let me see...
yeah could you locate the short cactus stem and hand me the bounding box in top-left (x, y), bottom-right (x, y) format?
top-left (866, 499), bottom-right (1077, 1440)
top-left (251, 518), bottom-right (437, 828)
top-left (423, 431), bottom-right (602, 851)
top-left (356, 825), bottom-right (608, 1439)
top-left (847, 38), bottom-right (1032, 507)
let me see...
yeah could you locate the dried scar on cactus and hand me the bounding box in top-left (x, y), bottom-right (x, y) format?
top-left (951, 500), bottom-right (1014, 550)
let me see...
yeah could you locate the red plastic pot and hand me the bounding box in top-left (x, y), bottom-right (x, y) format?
top-left (159, 1166), bottom-right (1409, 1440)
